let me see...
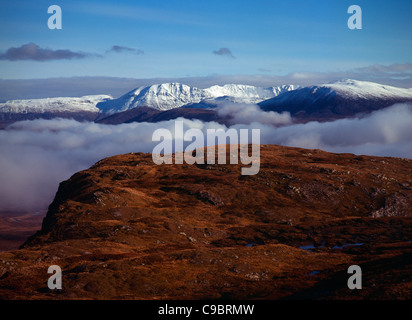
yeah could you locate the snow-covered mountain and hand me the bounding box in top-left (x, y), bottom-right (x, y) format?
top-left (0, 95), bottom-right (113, 114)
top-left (3, 79), bottom-right (412, 127)
top-left (259, 79), bottom-right (412, 120)
top-left (323, 79), bottom-right (412, 100)
top-left (204, 84), bottom-right (296, 104)
top-left (97, 83), bottom-right (296, 114)
top-left (96, 83), bottom-right (208, 113)
top-left (0, 83), bottom-right (296, 116)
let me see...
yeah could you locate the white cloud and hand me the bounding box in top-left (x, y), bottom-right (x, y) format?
top-left (1, 103), bottom-right (412, 212)
top-left (216, 102), bottom-right (292, 126)
top-left (0, 118), bottom-right (225, 212)
top-left (265, 103), bottom-right (412, 153)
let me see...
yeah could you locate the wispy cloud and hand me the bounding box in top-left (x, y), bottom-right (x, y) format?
top-left (0, 43), bottom-right (97, 61)
top-left (213, 48), bottom-right (235, 59)
top-left (355, 63), bottom-right (412, 75)
top-left (106, 45), bottom-right (144, 55)
top-left (1, 61), bottom-right (412, 102)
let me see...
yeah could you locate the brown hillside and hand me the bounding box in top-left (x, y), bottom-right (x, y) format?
top-left (1, 144), bottom-right (412, 299)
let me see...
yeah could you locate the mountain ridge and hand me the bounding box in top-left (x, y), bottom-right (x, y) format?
top-left (2, 79), bottom-right (412, 127)
top-left (259, 79), bottom-right (412, 120)
top-left (0, 95), bottom-right (112, 114)
top-left (96, 83), bottom-right (297, 113)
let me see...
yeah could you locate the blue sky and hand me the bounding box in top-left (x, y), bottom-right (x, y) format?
top-left (0, 0), bottom-right (411, 80)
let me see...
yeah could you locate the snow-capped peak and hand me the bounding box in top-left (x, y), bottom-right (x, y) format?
top-left (97, 83), bottom-right (209, 113)
top-left (97, 83), bottom-right (297, 114)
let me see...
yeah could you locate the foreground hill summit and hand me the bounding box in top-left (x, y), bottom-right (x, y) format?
top-left (1, 144), bottom-right (412, 299)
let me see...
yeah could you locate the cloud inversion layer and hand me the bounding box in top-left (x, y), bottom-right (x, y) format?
top-left (0, 43), bottom-right (93, 61)
top-left (1, 103), bottom-right (411, 212)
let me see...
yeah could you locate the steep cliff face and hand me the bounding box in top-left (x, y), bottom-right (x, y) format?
top-left (1, 145), bottom-right (412, 299)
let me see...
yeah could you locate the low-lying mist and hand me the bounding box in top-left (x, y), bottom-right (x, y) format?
top-left (1, 103), bottom-right (411, 213)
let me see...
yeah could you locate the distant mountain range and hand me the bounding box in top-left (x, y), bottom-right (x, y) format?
top-left (1, 80), bottom-right (412, 127)
top-left (96, 83), bottom-right (297, 113)
top-left (259, 79), bottom-right (412, 121)
top-left (0, 95), bottom-right (111, 127)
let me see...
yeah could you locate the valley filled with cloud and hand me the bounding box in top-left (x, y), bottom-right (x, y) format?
top-left (1, 102), bottom-right (411, 213)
